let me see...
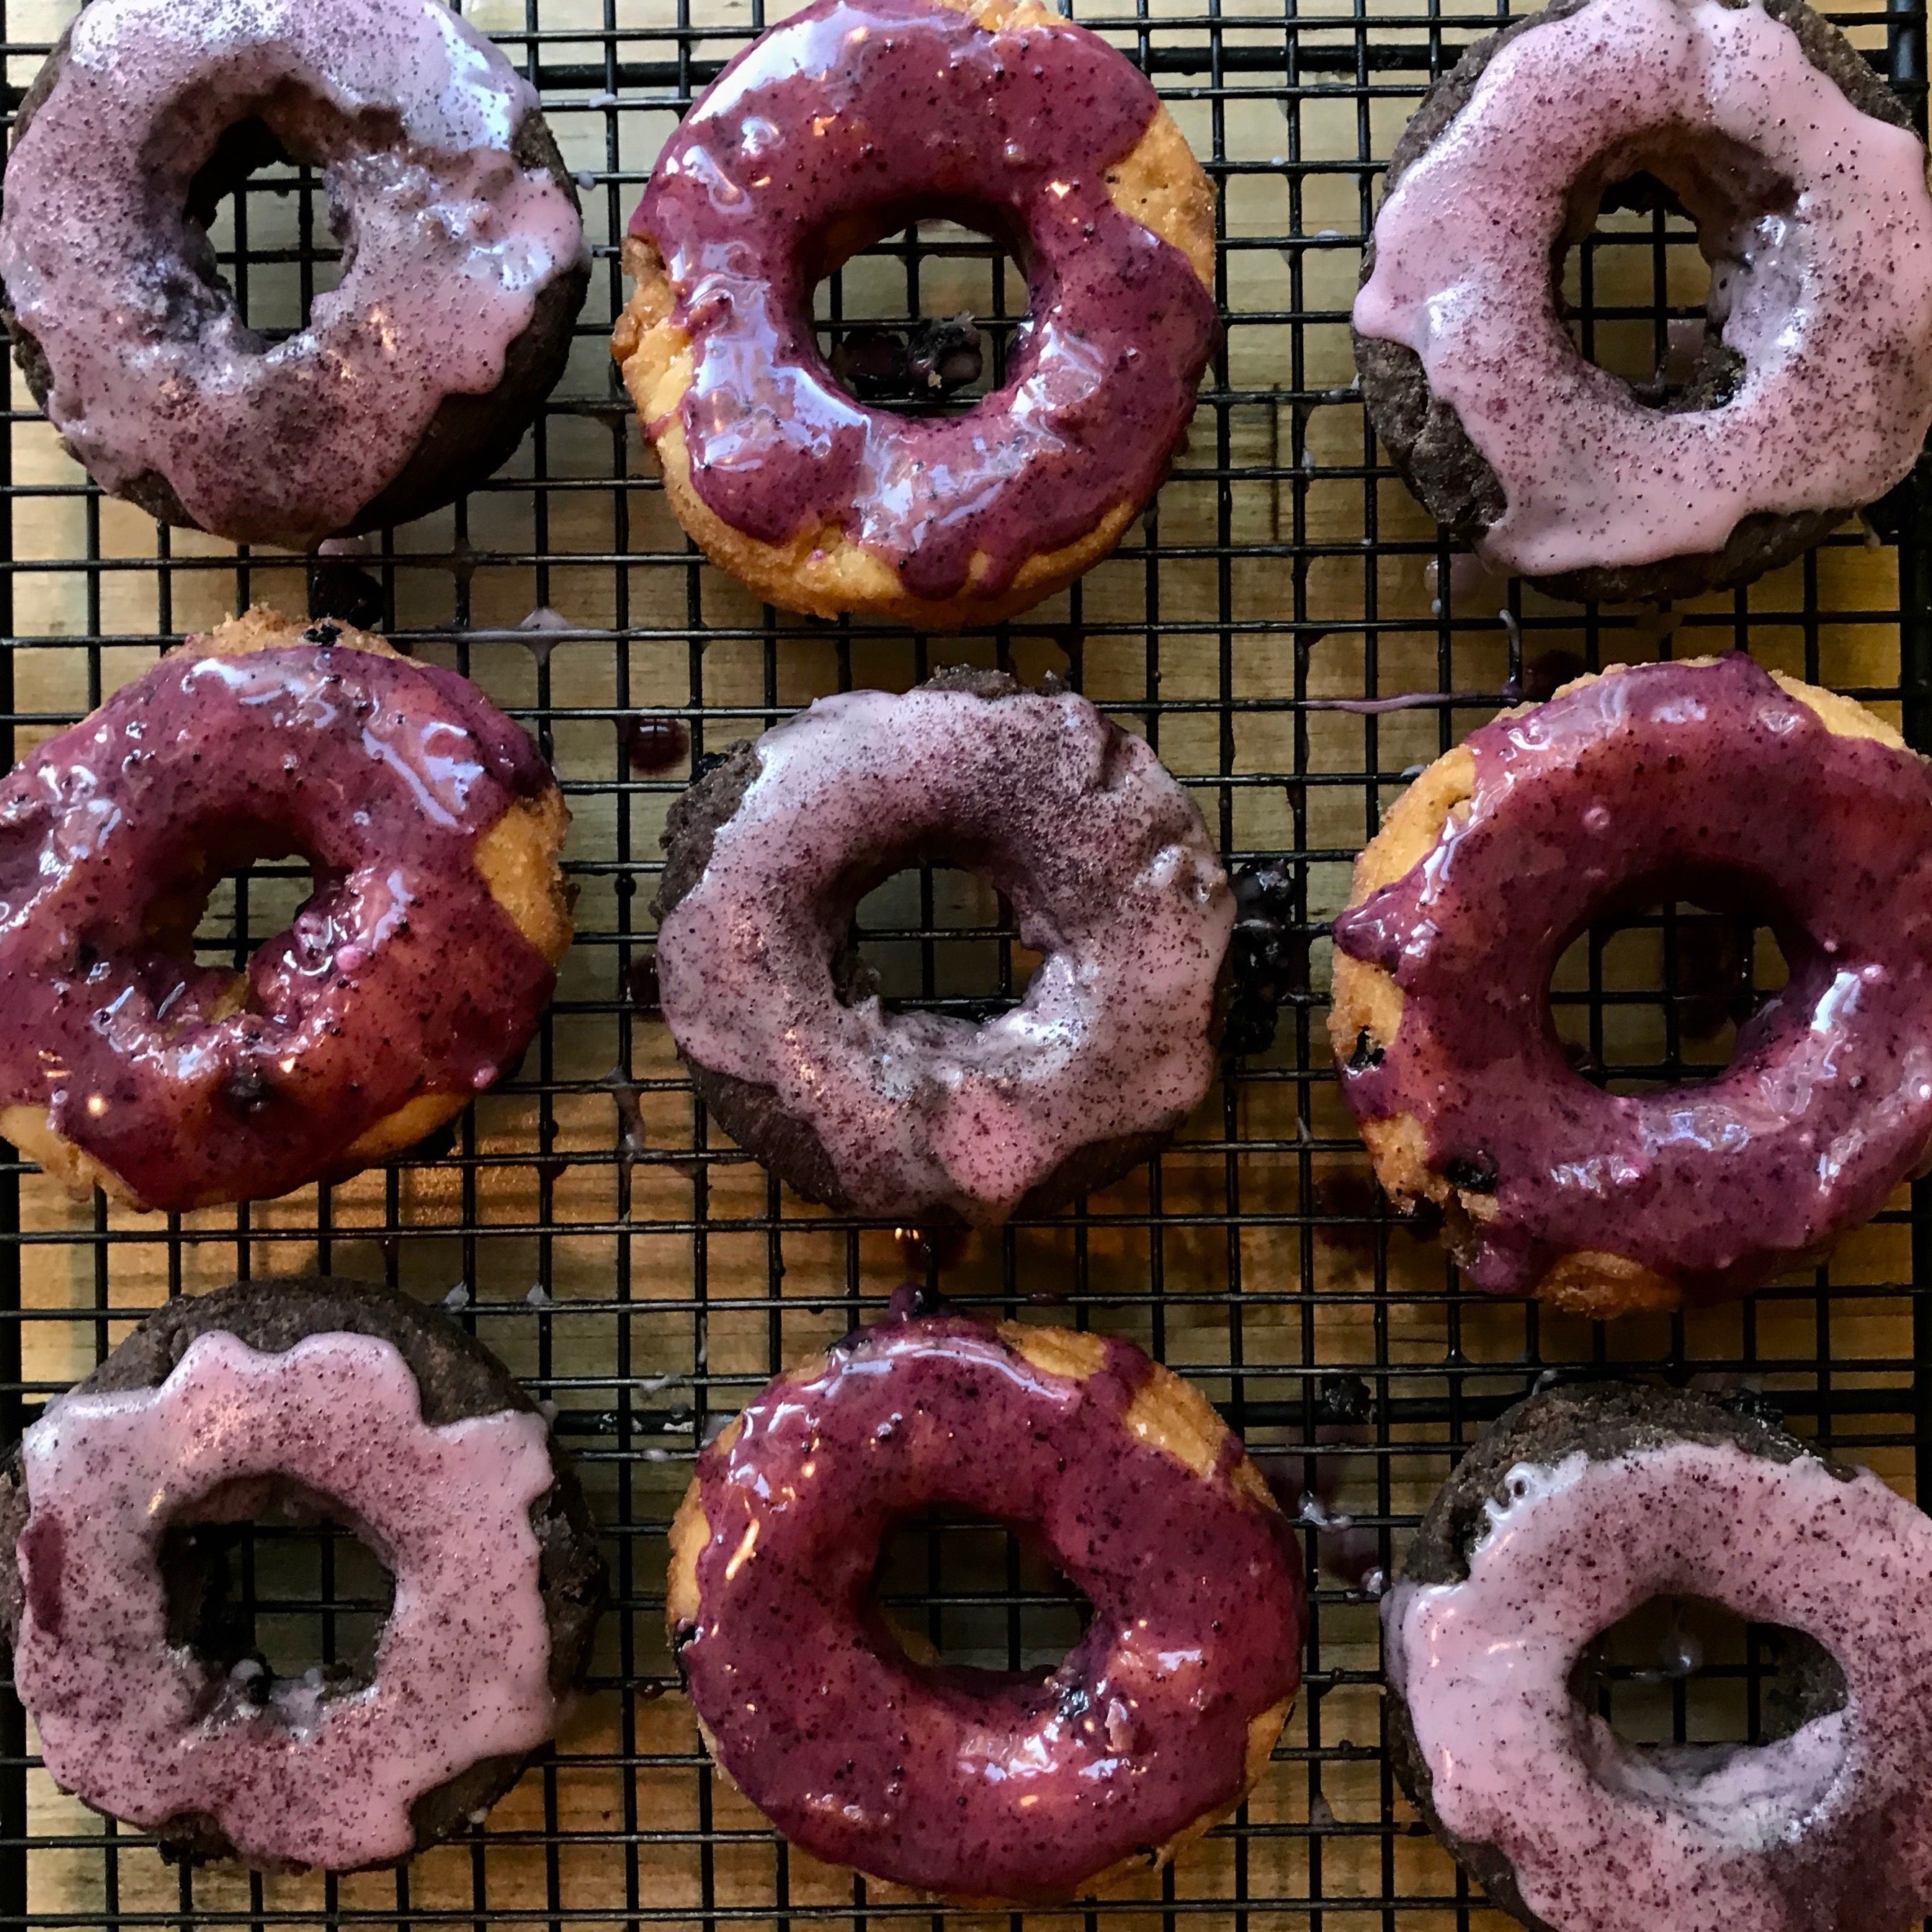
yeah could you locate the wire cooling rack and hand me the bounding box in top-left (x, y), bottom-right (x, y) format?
top-left (1, 0), bottom-right (1930, 1924)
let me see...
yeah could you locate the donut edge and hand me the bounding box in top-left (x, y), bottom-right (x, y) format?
top-left (1352, 0), bottom-right (1926, 606)
top-left (0, 1274), bottom-right (608, 1871)
top-left (611, 0), bottom-right (1217, 629)
top-left (665, 1319), bottom-right (1294, 1907)
top-left (648, 669), bottom-right (1230, 1224)
top-left (1385, 1379), bottom-right (1856, 1932)
top-left (1323, 658), bottom-right (1915, 1318)
top-left (0, 607), bottom-right (575, 1212)
top-left (0, 23), bottom-right (589, 552)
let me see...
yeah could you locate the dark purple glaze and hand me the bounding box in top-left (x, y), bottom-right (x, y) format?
top-left (631, 0), bottom-right (1217, 601)
top-left (0, 643), bottom-right (558, 1209)
top-left (680, 1314), bottom-right (1304, 1901)
top-left (1332, 654), bottom-right (1932, 1296)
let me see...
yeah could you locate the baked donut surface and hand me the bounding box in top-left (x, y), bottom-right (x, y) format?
top-left (614, 0), bottom-right (1217, 627)
top-left (1352, 0), bottom-right (1932, 604)
top-left (0, 1276), bottom-right (607, 1871)
top-left (0, 0), bottom-right (589, 550)
top-left (652, 670), bottom-right (1233, 1222)
top-left (667, 1310), bottom-right (1302, 1903)
top-left (1328, 655), bottom-right (1932, 1316)
top-left (1385, 1381), bottom-right (1932, 1931)
top-left (0, 608), bottom-right (573, 1212)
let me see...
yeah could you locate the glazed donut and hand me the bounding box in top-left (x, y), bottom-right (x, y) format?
top-left (652, 670), bottom-right (1233, 1222)
top-left (667, 1310), bottom-right (1303, 1902)
top-left (613, 0), bottom-right (1217, 628)
top-left (0, 0), bottom-right (589, 550)
top-left (1353, 0), bottom-right (1932, 604)
top-left (0, 1276), bottom-right (607, 1871)
top-left (1384, 1381), bottom-right (1932, 1931)
top-left (1327, 654), bottom-right (1932, 1317)
top-left (0, 607), bottom-right (573, 1212)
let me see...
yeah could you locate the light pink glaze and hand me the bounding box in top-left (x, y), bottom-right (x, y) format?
top-left (656, 687), bottom-right (1233, 1221)
top-left (0, 0), bottom-right (586, 548)
top-left (1385, 1443), bottom-right (1932, 1930)
top-left (1353, 0), bottom-right (1932, 576)
top-left (13, 1331), bottom-right (558, 1870)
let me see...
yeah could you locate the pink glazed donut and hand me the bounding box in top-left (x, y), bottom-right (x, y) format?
top-left (1353, 0), bottom-right (1932, 603)
top-left (0, 1277), bottom-right (606, 1871)
top-left (0, 0), bottom-right (589, 550)
top-left (650, 669), bottom-right (1234, 1223)
top-left (1385, 1382), bottom-right (1932, 1932)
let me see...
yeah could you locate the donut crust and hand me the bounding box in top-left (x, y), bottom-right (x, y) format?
top-left (1326, 661), bottom-right (1907, 1318)
top-left (1354, 0), bottom-right (1926, 605)
top-left (612, 0), bottom-right (1217, 628)
top-left (1, 607), bottom-right (573, 1210)
top-left (666, 1321), bottom-right (1290, 1905)
top-left (0, 1275), bottom-right (607, 1870)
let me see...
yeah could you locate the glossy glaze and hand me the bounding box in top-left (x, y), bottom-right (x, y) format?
top-left (1387, 1441), bottom-right (1932, 1929)
top-left (679, 1315), bottom-right (1304, 1900)
top-left (1353, 0), bottom-right (1932, 575)
top-left (1332, 656), bottom-right (1932, 1294)
top-left (14, 1330), bottom-right (558, 1870)
top-left (0, 0), bottom-right (586, 547)
top-left (631, 0), bottom-right (1217, 599)
top-left (0, 642), bottom-right (558, 1209)
top-left (656, 684), bottom-right (1233, 1221)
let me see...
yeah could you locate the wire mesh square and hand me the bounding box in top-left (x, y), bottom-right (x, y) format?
top-left (1, 0), bottom-right (1928, 1923)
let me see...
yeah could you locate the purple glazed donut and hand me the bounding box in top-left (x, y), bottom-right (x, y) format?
top-left (1385, 1382), bottom-right (1932, 1931)
top-left (651, 670), bottom-right (1234, 1225)
top-left (0, 0), bottom-right (589, 550)
top-left (0, 608), bottom-right (573, 1212)
top-left (613, 0), bottom-right (1219, 627)
top-left (1327, 654), bottom-right (1932, 1317)
top-left (667, 1311), bottom-right (1305, 1902)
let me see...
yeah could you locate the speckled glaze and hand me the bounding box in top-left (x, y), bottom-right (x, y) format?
top-left (656, 684), bottom-right (1233, 1222)
top-left (1352, 0), bottom-right (1932, 578)
top-left (1332, 655), bottom-right (1932, 1295)
top-left (677, 1315), bottom-right (1304, 1900)
top-left (12, 1330), bottom-right (558, 1871)
top-left (0, 0), bottom-right (588, 548)
top-left (1386, 1440), bottom-right (1932, 1931)
top-left (630, 0), bottom-right (1217, 601)
top-left (0, 642), bottom-right (558, 1209)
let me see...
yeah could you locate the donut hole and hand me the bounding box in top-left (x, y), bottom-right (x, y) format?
top-left (1557, 140), bottom-right (1798, 408)
top-left (874, 1510), bottom-right (1092, 1676)
top-left (1570, 1594), bottom-right (1848, 1757)
top-left (171, 92), bottom-right (405, 344)
top-left (133, 815), bottom-right (325, 996)
top-left (1550, 898), bottom-right (1792, 1093)
top-left (846, 866), bottom-right (1039, 1019)
top-left (161, 1476), bottom-right (395, 1719)
top-left (811, 210), bottom-right (1023, 412)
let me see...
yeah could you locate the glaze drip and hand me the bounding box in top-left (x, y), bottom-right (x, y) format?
top-left (1353, 0), bottom-right (1932, 576)
top-left (656, 683), bottom-right (1233, 1221)
top-left (13, 1330), bottom-right (558, 1871)
top-left (1331, 655), bottom-right (1932, 1294)
top-left (681, 1315), bottom-right (1303, 1900)
top-left (0, 642), bottom-right (558, 1209)
top-left (631, 0), bottom-right (1217, 599)
top-left (1387, 1441), bottom-right (1932, 1929)
top-left (0, 0), bottom-right (587, 547)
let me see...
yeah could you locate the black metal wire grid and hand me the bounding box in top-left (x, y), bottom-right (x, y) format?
top-left (1, 0), bottom-right (1930, 1923)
